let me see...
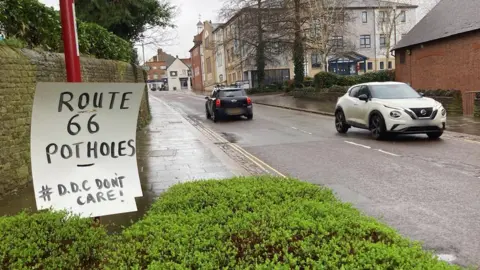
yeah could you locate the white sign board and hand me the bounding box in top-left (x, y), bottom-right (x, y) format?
top-left (31, 83), bottom-right (145, 217)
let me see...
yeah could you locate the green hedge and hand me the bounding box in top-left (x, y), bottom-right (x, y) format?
top-left (1, 177), bottom-right (460, 269)
top-left (314, 70), bottom-right (395, 89)
top-left (109, 177), bottom-right (456, 269)
top-left (1, 0), bottom-right (133, 62)
top-left (0, 211), bottom-right (109, 269)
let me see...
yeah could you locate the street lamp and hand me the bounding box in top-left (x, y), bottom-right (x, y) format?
top-left (139, 33), bottom-right (146, 65)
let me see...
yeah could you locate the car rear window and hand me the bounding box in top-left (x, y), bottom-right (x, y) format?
top-left (218, 89), bottom-right (245, 97)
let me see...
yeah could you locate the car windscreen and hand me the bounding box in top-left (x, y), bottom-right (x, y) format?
top-left (370, 84), bottom-right (421, 99)
top-left (218, 89), bottom-right (245, 97)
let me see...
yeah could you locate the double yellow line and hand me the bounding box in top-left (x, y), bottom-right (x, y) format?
top-left (149, 93), bottom-right (285, 178)
top-left (199, 124), bottom-right (286, 178)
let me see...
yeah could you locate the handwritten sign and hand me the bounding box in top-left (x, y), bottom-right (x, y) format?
top-left (31, 83), bottom-right (145, 217)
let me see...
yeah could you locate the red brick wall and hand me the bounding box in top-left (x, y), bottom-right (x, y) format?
top-left (146, 61), bottom-right (166, 81)
top-left (191, 46), bottom-right (203, 91)
top-left (395, 31), bottom-right (480, 115)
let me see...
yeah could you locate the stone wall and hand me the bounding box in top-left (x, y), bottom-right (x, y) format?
top-left (0, 46), bottom-right (150, 196)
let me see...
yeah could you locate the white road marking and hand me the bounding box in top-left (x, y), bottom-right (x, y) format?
top-left (436, 254), bottom-right (456, 263)
top-left (376, 149), bottom-right (401, 157)
top-left (291, 126), bottom-right (312, 135)
top-left (344, 141), bottom-right (371, 149)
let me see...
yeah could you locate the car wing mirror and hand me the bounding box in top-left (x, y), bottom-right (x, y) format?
top-left (358, 94), bottom-right (369, 102)
top-left (205, 96), bottom-right (209, 100)
top-left (419, 92), bottom-right (424, 97)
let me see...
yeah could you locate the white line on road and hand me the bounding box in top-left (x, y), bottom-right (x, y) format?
top-left (376, 149), bottom-right (401, 157)
top-left (291, 126), bottom-right (313, 135)
top-left (344, 141), bottom-right (371, 149)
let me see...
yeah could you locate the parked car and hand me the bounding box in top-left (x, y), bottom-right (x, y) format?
top-left (150, 87), bottom-right (157, 91)
top-left (205, 87), bottom-right (253, 122)
top-left (334, 82), bottom-right (447, 140)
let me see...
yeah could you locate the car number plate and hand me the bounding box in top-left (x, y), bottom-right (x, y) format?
top-left (227, 108), bottom-right (242, 115)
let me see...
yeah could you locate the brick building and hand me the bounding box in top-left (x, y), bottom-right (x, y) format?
top-left (145, 49), bottom-right (175, 90)
top-left (190, 25), bottom-right (204, 91)
top-left (394, 0), bottom-right (480, 115)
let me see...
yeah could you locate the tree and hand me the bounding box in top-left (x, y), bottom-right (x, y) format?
top-left (305, 0), bottom-right (353, 72)
top-left (75, 0), bottom-right (175, 41)
top-left (373, 0), bottom-right (417, 63)
top-left (219, 0), bottom-right (289, 89)
top-left (292, 0), bottom-right (305, 85)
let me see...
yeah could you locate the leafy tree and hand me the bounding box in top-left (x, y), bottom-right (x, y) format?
top-left (75, 0), bottom-right (175, 41)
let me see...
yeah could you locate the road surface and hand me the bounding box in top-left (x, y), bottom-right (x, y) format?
top-left (153, 91), bottom-right (480, 267)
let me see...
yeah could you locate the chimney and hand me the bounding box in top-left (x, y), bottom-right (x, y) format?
top-left (176, 55), bottom-right (179, 58)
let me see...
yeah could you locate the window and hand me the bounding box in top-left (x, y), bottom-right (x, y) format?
top-left (399, 50), bottom-right (406, 64)
top-left (358, 86), bottom-right (371, 98)
top-left (359, 62), bottom-right (365, 71)
top-left (153, 66), bottom-right (157, 70)
top-left (147, 75), bottom-right (151, 80)
top-left (153, 74), bottom-right (158, 79)
top-left (205, 37), bottom-right (210, 48)
top-left (218, 89), bottom-right (246, 97)
top-left (399, 10), bottom-right (406, 22)
top-left (219, 74), bottom-right (223, 82)
top-left (170, 71), bottom-right (178, 77)
top-left (233, 73), bottom-right (236, 81)
top-left (331, 36), bottom-right (344, 49)
top-left (349, 86), bottom-right (360, 97)
top-left (360, 35), bottom-right (371, 48)
top-left (388, 61), bottom-right (392, 69)
top-left (311, 53), bottom-right (321, 68)
top-left (227, 49), bottom-right (231, 62)
top-left (379, 11), bottom-right (387, 22)
top-left (370, 84), bottom-right (421, 99)
top-left (379, 61), bottom-right (385, 70)
top-left (362, 11), bottom-right (368, 23)
top-left (217, 51), bottom-right (223, 67)
top-left (380, 34), bottom-right (387, 47)
top-left (206, 57), bottom-right (212, 73)
top-left (160, 66), bottom-right (167, 70)
top-left (188, 70), bottom-right (192, 76)
top-left (367, 62), bottom-right (373, 70)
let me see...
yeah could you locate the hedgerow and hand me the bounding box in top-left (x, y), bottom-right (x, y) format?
top-left (1, 0), bottom-right (133, 61)
top-left (0, 177), bottom-right (462, 269)
top-left (104, 176), bottom-right (458, 269)
top-left (314, 70), bottom-right (395, 89)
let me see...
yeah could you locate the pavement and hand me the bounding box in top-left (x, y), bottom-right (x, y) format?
top-left (0, 94), bottom-right (249, 229)
top-left (253, 93), bottom-right (480, 137)
top-left (156, 90), bottom-right (480, 267)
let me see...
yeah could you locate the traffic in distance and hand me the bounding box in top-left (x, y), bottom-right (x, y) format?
top-left (205, 86), bottom-right (253, 123)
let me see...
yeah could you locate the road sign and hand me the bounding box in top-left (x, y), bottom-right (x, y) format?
top-left (30, 82), bottom-right (145, 217)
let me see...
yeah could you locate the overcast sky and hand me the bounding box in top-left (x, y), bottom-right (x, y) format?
top-left (39, 0), bottom-right (437, 63)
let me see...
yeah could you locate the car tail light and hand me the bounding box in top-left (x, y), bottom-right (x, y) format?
top-left (215, 99), bottom-right (221, 107)
top-left (247, 97), bottom-right (252, 105)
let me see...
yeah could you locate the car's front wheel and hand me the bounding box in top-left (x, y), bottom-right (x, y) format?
top-left (427, 131), bottom-right (443, 140)
top-left (246, 114), bottom-right (253, 120)
top-left (370, 113), bottom-right (387, 140)
top-left (335, 110), bottom-right (349, 134)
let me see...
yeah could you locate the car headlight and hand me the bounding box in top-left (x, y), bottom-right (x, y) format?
top-left (441, 108), bottom-right (446, 116)
top-left (390, 111), bottom-right (402, 118)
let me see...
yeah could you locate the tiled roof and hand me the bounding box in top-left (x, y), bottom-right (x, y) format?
top-left (347, 0), bottom-right (417, 9)
top-left (395, 0), bottom-right (480, 49)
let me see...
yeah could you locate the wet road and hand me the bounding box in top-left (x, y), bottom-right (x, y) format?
top-left (156, 91), bottom-right (480, 267)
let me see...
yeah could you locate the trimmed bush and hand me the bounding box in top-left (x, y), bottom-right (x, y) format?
top-left (0, 211), bottom-right (109, 269)
top-left (313, 70), bottom-right (395, 89)
top-left (1, 0), bottom-right (133, 61)
top-left (105, 176), bottom-right (458, 269)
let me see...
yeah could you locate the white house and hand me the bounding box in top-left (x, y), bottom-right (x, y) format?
top-left (167, 57), bottom-right (192, 91)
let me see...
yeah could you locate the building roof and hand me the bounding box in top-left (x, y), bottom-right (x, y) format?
top-left (347, 0), bottom-right (417, 9)
top-left (395, 0), bottom-right (480, 49)
top-left (212, 23), bottom-right (224, 33)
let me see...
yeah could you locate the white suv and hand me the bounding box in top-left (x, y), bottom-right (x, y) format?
top-left (334, 82), bottom-right (447, 140)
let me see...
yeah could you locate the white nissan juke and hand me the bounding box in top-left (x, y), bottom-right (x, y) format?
top-left (334, 82), bottom-right (447, 140)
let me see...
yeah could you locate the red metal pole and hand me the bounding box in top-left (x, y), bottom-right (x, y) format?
top-left (59, 0), bottom-right (82, 82)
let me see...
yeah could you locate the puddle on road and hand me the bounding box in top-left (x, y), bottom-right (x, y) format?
top-left (221, 132), bottom-right (238, 143)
